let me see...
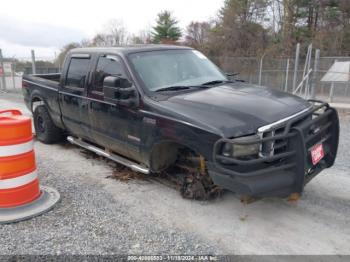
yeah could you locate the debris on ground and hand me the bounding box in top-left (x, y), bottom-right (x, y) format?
top-left (107, 167), bottom-right (149, 182)
top-left (79, 146), bottom-right (223, 201)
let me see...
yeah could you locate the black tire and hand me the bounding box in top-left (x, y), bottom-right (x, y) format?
top-left (33, 105), bottom-right (64, 144)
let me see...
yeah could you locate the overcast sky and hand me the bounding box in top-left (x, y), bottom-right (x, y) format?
top-left (0, 0), bottom-right (224, 60)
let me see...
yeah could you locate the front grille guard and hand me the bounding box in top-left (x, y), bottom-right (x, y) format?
top-left (212, 100), bottom-right (339, 183)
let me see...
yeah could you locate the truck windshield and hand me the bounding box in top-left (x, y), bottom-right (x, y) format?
top-left (129, 49), bottom-right (228, 92)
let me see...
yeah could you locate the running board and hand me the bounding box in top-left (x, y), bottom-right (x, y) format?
top-left (67, 136), bottom-right (150, 174)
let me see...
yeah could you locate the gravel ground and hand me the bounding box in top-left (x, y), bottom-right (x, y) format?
top-left (333, 113), bottom-right (350, 172)
top-left (0, 91), bottom-right (350, 255)
top-left (1, 142), bottom-right (219, 255)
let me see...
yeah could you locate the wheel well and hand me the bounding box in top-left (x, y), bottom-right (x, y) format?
top-left (31, 97), bottom-right (44, 112)
top-left (149, 141), bottom-right (198, 173)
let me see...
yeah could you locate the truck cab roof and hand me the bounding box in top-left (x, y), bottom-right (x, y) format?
top-left (70, 45), bottom-right (192, 56)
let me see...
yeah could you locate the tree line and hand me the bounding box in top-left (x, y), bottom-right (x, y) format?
top-left (56, 0), bottom-right (350, 65)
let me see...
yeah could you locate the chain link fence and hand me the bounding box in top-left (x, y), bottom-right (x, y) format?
top-left (0, 49), bottom-right (59, 91)
top-left (1, 49), bottom-right (349, 104)
top-left (213, 56), bottom-right (350, 103)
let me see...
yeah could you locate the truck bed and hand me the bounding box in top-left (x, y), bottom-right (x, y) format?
top-left (23, 73), bottom-right (61, 90)
top-left (22, 73), bottom-right (63, 130)
top-left (34, 73), bottom-right (61, 82)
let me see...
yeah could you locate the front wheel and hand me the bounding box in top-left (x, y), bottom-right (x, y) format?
top-left (33, 105), bottom-right (64, 144)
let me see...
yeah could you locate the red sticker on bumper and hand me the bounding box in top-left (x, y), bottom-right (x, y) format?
top-left (311, 143), bottom-right (325, 165)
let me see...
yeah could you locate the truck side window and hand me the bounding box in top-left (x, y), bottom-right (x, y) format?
top-left (66, 58), bottom-right (90, 88)
top-left (92, 55), bottom-right (125, 93)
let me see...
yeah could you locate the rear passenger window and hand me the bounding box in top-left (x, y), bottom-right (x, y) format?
top-left (66, 58), bottom-right (90, 88)
top-left (92, 55), bottom-right (126, 92)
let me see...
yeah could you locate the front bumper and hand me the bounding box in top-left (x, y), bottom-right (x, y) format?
top-left (207, 100), bottom-right (340, 198)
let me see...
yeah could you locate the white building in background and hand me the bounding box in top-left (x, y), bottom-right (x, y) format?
top-left (321, 61), bottom-right (350, 102)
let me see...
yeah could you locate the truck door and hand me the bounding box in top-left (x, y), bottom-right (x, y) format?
top-left (87, 54), bottom-right (141, 160)
top-left (59, 54), bottom-right (91, 139)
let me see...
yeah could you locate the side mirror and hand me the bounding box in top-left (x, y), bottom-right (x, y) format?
top-left (103, 76), bottom-right (138, 107)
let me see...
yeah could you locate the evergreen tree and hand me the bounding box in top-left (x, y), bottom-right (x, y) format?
top-left (152, 11), bottom-right (182, 43)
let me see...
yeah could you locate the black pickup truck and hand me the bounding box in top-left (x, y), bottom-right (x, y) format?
top-left (22, 45), bottom-right (339, 199)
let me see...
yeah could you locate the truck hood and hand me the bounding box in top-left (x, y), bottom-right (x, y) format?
top-left (156, 83), bottom-right (311, 137)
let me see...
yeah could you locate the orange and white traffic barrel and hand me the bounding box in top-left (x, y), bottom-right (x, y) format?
top-left (0, 109), bottom-right (60, 224)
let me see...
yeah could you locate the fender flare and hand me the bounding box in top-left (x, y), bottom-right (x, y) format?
top-left (30, 92), bottom-right (47, 112)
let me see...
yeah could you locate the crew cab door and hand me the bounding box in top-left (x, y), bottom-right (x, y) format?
top-left (87, 54), bottom-right (141, 160)
top-left (59, 54), bottom-right (91, 139)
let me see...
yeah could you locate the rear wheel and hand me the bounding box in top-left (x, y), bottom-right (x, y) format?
top-left (33, 105), bottom-right (64, 144)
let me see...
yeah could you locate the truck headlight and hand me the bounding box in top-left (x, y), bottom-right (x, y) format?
top-left (222, 135), bottom-right (260, 158)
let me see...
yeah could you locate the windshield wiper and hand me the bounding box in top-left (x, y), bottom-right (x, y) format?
top-left (155, 85), bottom-right (194, 92)
top-left (200, 80), bottom-right (232, 86)
top-left (155, 80), bottom-right (232, 92)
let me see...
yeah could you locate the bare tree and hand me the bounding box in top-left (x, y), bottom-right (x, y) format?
top-left (129, 29), bottom-right (152, 44)
top-left (91, 33), bottom-right (111, 46)
top-left (57, 0), bottom-right (350, 61)
top-left (185, 22), bottom-right (211, 49)
top-left (107, 19), bottom-right (128, 46)
top-left (92, 20), bottom-right (129, 46)
top-left (80, 38), bottom-right (92, 48)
